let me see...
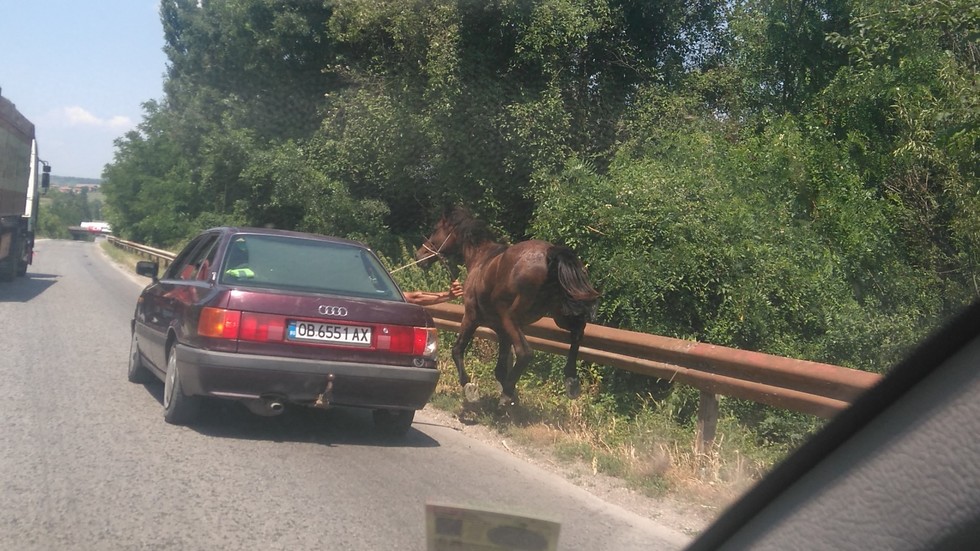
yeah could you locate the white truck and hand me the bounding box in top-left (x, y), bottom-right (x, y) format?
top-left (0, 90), bottom-right (50, 281)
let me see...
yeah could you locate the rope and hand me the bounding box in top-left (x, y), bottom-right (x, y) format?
top-left (389, 251), bottom-right (439, 274)
top-left (388, 229), bottom-right (456, 278)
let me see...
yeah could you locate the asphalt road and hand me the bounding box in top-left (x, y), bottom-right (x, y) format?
top-left (0, 239), bottom-right (691, 550)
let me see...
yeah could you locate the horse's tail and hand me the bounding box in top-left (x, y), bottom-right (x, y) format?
top-left (548, 245), bottom-right (600, 320)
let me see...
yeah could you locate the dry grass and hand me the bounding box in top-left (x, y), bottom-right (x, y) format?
top-left (100, 240), bottom-right (142, 272)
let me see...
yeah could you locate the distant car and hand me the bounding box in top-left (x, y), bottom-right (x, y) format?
top-left (128, 227), bottom-right (440, 436)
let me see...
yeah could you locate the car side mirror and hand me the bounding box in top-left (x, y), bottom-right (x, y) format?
top-left (136, 260), bottom-right (159, 281)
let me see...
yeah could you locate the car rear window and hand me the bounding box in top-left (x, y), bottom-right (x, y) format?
top-left (219, 234), bottom-right (401, 300)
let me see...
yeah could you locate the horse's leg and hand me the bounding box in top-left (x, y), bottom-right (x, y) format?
top-left (555, 315), bottom-right (586, 398)
top-left (564, 322), bottom-right (585, 398)
top-left (497, 319), bottom-right (533, 407)
top-left (493, 332), bottom-right (513, 394)
top-left (453, 316), bottom-right (480, 402)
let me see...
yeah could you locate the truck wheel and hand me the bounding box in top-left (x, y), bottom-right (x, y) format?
top-left (0, 258), bottom-right (14, 282)
top-left (1, 229), bottom-right (21, 281)
top-left (163, 345), bottom-right (201, 425)
top-left (127, 332), bottom-right (154, 384)
top-left (16, 242), bottom-right (28, 276)
top-left (373, 409), bottom-right (415, 438)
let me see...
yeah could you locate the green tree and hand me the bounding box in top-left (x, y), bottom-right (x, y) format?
top-left (161, 0), bottom-right (342, 141)
top-left (101, 100), bottom-right (198, 245)
top-left (728, 0), bottom-right (852, 115)
top-left (818, 0), bottom-right (980, 311)
top-left (322, 0), bottom-right (725, 234)
top-left (105, 1), bottom-right (352, 246)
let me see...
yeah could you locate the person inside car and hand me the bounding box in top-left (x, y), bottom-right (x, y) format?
top-left (224, 237), bottom-right (255, 279)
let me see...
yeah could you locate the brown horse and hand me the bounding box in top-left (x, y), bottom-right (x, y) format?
top-left (416, 206), bottom-right (600, 406)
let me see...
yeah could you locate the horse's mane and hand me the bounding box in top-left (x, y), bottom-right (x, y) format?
top-left (445, 205), bottom-right (500, 247)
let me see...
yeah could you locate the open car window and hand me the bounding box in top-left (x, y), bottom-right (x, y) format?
top-left (164, 233), bottom-right (217, 281)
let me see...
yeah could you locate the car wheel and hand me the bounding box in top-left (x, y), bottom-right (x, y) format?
top-left (163, 345), bottom-right (201, 425)
top-left (373, 409), bottom-right (415, 437)
top-left (127, 332), bottom-right (154, 384)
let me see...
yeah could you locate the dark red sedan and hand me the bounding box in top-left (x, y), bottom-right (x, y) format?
top-left (128, 227), bottom-right (439, 436)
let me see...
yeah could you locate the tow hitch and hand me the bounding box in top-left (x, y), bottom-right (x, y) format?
top-left (314, 374), bottom-right (335, 408)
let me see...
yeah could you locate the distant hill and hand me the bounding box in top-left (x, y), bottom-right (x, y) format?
top-left (51, 175), bottom-right (102, 187)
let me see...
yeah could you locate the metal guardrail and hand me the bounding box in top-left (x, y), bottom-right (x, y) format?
top-left (108, 236), bottom-right (882, 448)
top-left (421, 302), bottom-right (881, 451)
top-left (422, 303), bottom-right (880, 418)
top-left (107, 236), bottom-right (176, 266)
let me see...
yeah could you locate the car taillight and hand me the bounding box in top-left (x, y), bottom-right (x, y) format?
top-left (420, 327), bottom-right (438, 358)
top-left (239, 313), bottom-right (286, 342)
top-left (199, 309), bottom-right (286, 342)
top-left (198, 307), bottom-right (242, 339)
top-left (380, 326), bottom-right (438, 358)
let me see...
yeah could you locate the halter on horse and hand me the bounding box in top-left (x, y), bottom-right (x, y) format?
top-left (416, 206), bottom-right (599, 406)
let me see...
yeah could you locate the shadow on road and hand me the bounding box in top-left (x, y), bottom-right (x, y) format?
top-left (139, 382), bottom-right (441, 449)
top-left (0, 272), bottom-right (60, 303)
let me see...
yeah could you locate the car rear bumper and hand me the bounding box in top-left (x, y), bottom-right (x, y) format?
top-left (175, 344), bottom-right (439, 411)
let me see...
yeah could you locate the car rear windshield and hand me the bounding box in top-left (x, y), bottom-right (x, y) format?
top-left (219, 234), bottom-right (401, 300)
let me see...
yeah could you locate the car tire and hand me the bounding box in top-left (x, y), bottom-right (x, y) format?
top-left (373, 409), bottom-right (415, 437)
top-left (163, 345), bottom-right (201, 425)
top-left (127, 332), bottom-right (154, 384)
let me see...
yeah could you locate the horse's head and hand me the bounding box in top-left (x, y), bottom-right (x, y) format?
top-left (415, 213), bottom-right (459, 268)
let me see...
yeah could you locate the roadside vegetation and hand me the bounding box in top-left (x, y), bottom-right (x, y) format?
top-left (99, 0), bottom-right (978, 504)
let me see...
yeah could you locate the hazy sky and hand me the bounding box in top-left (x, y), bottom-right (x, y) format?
top-left (1, 1), bottom-right (167, 179)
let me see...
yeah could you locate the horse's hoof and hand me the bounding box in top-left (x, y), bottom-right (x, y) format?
top-left (457, 409), bottom-right (478, 425)
top-left (463, 382), bottom-right (480, 403)
top-left (564, 377), bottom-right (582, 399)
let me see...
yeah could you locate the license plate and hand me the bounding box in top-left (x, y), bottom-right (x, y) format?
top-left (287, 321), bottom-right (372, 346)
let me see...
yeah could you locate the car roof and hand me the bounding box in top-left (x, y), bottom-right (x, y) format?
top-left (205, 226), bottom-right (373, 251)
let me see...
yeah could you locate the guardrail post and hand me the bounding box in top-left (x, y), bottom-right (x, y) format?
top-left (695, 391), bottom-right (719, 457)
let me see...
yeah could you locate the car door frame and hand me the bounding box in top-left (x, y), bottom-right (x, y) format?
top-left (136, 232), bottom-right (221, 371)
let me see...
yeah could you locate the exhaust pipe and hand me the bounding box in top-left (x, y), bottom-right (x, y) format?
top-left (243, 397), bottom-right (286, 417)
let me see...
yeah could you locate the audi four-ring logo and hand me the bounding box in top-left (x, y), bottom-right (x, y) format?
top-left (318, 305), bottom-right (348, 317)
